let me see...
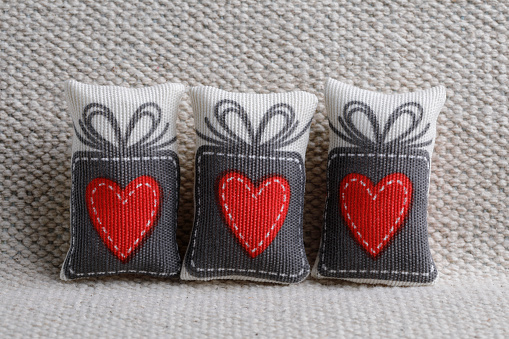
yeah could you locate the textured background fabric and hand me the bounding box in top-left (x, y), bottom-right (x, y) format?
top-left (0, 0), bottom-right (507, 337)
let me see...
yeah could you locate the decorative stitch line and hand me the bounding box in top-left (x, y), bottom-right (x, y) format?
top-left (220, 175), bottom-right (288, 254)
top-left (190, 151), bottom-right (307, 278)
top-left (330, 153), bottom-right (430, 169)
top-left (88, 179), bottom-right (159, 260)
top-left (341, 176), bottom-right (409, 255)
top-left (67, 155), bottom-right (178, 278)
top-left (320, 152), bottom-right (435, 277)
top-left (322, 264), bottom-right (435, 277)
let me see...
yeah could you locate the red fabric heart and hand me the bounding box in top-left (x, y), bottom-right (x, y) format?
top-left (86, 176), bottom-right (161, 263)
top-left (217, 172), bottom-right (290, 258)
top-left (339, 173), bottom-right (412, 258)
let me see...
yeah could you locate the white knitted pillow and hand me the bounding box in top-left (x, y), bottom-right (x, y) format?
top-left (312, 78), bottom-right (446, 286)
top-left (61, 80), bottom-right (185, 280)
top-left (181, 86), bottom-right (318, 283)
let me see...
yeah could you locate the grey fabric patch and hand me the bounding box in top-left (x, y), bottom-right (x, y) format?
top-left (183, 145), bottom-right (309, 283)
top-left (316, 147), bottom-right (438, 284)
top-left (61, 150), bottom-right (181, 279)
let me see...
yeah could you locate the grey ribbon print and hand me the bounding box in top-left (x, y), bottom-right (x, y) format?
top-left (330, 101), bottom-right (432, 152)
top-left (74, 102), bottom-right (176, 155)
top-left (197, 99), bottom-right (312, 153)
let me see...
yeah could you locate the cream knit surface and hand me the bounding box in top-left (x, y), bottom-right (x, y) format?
top-left (0, 0), bottom-right (507, 338)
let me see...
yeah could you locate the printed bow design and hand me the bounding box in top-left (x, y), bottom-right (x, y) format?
top-left (330, 101), bottom-right (432, 152)
top-left (74, 102), bottom-right (175, 155)
top-left (197, 99), bottom-right (312, 153)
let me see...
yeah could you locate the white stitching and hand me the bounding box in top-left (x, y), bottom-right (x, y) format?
top-left (323, 264), bottom-right (435, 277)
top-left (89, 178), bottom-right (160, 258)
top-left (320, 152), bottom-right (435, 277)
top-left (220, 174), bottom-right (288, 255)
top-left (67, 155), bottom-right (178, 278)
top-left (330, 153), bottom-right (430, 169)
top-left (68, 268), bottom-right (176, 276)
top-left (191, 151), bottom-right (307, 278)
top-left (341, 175), bottom-right (410, 255)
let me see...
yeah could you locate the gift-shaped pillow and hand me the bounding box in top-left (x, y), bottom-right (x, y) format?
top-left (181, 86), bottom-right (318, 283)
top-left (61, 80), bottom-right (185, 280)
top-left (312, 78), bottom-right (446, 286)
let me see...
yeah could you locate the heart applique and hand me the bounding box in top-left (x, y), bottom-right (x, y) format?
top-left (86, 176), bottom-right (161, 263)
top-left (339, 173), bottom-right (413, 258)
top-left (217, 172), bottom-right (290, 258)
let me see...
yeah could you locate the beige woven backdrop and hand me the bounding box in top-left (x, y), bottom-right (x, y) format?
top-left (0, 0), bottom-right (507, 337)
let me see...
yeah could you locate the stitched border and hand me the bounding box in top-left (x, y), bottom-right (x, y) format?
top-left (66, 154), bottom-right (179, 278)
top-left (88, 177), bottom-right (160, 260)
top-left (189, 151), bottom-right (308, 279)
top-left (320, 152), bottom-right (435, 277)
top-left (330, 153), bottom-right (430, 169)
top-left (340, 174), bottom-right (411, 256)
top-left (219, 173), bottom-right (289, 255)
top-left (321, 264), bottom-right (436, 277)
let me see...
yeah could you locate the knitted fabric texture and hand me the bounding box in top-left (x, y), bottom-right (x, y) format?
top-left (312, 78), bottom-right (446, 286)
top-left (2, 1), bottom-right (508, 336)
top-left (61, 80), bottom-right (185, 280)
top-left (181, 86), bottom-right (318, 283)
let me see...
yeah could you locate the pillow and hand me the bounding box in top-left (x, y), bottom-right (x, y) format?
top-left (60, 80), bottom-right (185, 280)
top-left (312, 78), bottom-right (446, 286)
top-left (181, 86), bottom-right (318, 283)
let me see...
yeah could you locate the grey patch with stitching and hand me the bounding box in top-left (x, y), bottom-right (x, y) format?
top-left (317, 147), bottom-right (438, 284)
top-left (62, 150), bottom-right (181, 279)
top-left (184, 145), bottom-right (309, 284)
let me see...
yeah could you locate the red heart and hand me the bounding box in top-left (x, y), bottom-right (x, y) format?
top-left (217, 172), bottom-right (290, 258)
top-left (339, 173), bottom-right (412, 258)
top-left (86, 176), bottom-right (161, 263)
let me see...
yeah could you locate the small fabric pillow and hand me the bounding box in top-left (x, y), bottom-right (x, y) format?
top-left (181, 86), bottom-right (318, 283)
top-left (312, 78), bottom-right (446, 286)
top-left (61, 80), bottom-right (185, 280)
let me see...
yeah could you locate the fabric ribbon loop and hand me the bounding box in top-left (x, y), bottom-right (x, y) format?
top-left (74, 102), bottom-right (175, 155)
top-left (197, 99), bottom-right (312, 153)
top-left (330, 100), bottom-right (431, 152)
